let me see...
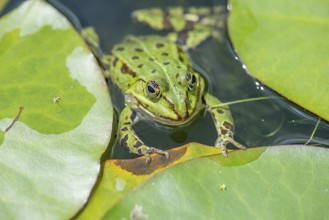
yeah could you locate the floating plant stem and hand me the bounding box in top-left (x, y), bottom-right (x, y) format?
top-left (209, 96), bottom-right (281, 109)
top-left (5, 106), bottom-right (24, 132)
top-left (305, 117), bottom-right (321, 145)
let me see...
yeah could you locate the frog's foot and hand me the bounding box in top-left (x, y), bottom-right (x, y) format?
top-left (135, 145), bottom-right (170, 164)
top-left (215, 136), bottom-right (246, 157)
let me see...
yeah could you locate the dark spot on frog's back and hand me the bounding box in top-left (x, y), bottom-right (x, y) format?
top-left (156, 43), bottom-right (164, 48)
top-left (135, 48), bottom-right (143, 52)
top-left (132, 56), bottom-right (139, 60)
top-left (116, 47), bottom-right (124, 51)
top-left (137, 64), bottom-right (143, 68)
top-left (151, 69), bottom-right (157, 73)
top-left (223, 121), bottom-right (233, 130)
top-left (149, 57), bottom-right (155, 62)
top-left (163, 61), bottom-right (170, 65)
top-left (175, 73), bottom-right (179, 79)
top-left (121, 63), bottom-right (136, 77)
top-left (112, 57), bottom-right (118, 67)
top-left (178, 54), bottom-right (184, 63)
top-left (114, 146), bottom-right (187, 175)
top-left (161, 52), bottom-right (169, 56)
top-left (217, 109), bottom-right (224, 114)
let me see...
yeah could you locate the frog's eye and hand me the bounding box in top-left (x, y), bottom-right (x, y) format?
top-left (146, 80), bottom-right (161, 100)
top-left (187, 72), bottom-right (197, 91)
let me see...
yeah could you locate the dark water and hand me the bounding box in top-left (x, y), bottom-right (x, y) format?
top-left (3, 0), bottom-right (329, 160)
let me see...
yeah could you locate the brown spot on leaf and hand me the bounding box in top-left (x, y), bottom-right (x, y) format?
top-left (114, 146), bottom-right (187, 175)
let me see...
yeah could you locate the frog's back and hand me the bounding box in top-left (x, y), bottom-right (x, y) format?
top-left (109, 35), bottom-right (191, 91)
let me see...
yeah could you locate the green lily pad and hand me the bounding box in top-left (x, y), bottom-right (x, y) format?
top-left (77, 143), bottom-right (223, 220)
top-left (228, 0), bottom-right (329, 121)
top-left (0, 0), bottom-right (112, 219)
top-left (101, 146), bottom-right (328, 219)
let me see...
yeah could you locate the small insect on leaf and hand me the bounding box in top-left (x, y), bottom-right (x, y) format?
top-left (219, 184), bottom-right (227, 191)
top-left (53, 97), bottom-right (61, 103)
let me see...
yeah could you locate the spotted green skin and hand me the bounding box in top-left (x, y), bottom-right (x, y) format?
top-left (131, 6), bottom-right (225, 48)
top-left (103, 7), bottom-right (245, 162)
top-left (108, 35), bottom-right (245, 162)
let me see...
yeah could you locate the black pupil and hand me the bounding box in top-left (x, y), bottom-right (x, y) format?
top-left (148, 85), bottom-right (155, 93)
top-left (191, 75), bottom-right (196, 84)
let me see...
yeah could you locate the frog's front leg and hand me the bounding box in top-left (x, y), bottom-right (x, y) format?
top-left (118, 106), bottom-right (169, 163)
top-left (204, 94), bottom-right (246, 157)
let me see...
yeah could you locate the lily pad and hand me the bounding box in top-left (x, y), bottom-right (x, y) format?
top-left (96, 145), bottom-right (328, 219)
top-left (0, 0), bottom-right (112, 219)
top-left (228, 0), bottom-right (329, 121)
top-left (77, 143), bottom-right (222, 220)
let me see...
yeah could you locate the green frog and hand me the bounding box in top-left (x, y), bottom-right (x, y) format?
top-left (85, 6), bottom-right (246, 163)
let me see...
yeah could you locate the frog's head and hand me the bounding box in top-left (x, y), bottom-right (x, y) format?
top-left (124, 70), bottom-right (205, 126)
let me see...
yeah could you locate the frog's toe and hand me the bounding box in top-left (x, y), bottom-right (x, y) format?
top-left (163, 151), bottom-right (170, 159)
top-left (138, 146), bottom-right (170, 163)
top-left (230, 138), bottom-right (247, 150)
top-left (145, 153), bottom-right (152, 164)
top-left (215, 136), bottom-right (247, 157)
top-left (148, 147), bottom-right (170, 159)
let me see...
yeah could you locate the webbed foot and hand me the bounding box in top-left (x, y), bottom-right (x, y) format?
top-left (215, 136), bottom-right (246, 157)
top-left (138, 146), bottom-right (169, 164)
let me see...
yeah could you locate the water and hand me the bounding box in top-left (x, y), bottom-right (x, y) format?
top-left (3, 0), bottom-right (329, 160)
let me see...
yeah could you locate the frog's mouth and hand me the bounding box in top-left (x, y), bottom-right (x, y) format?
top-left (142, 102), bottom-right (203, 126)
top-left (125, 93), bottom-right (204, 126)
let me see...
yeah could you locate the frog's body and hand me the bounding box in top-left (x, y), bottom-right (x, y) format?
top-left (86, 6), bottom-right (246, 162)
top-left (110, 35), bottom-right (203, 125)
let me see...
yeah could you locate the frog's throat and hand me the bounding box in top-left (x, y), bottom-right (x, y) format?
top-left (125, 94), bottom-right (204, 126)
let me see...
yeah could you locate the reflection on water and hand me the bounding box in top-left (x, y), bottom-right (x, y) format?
top-left (4, 0), bottom-right (328, 159)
